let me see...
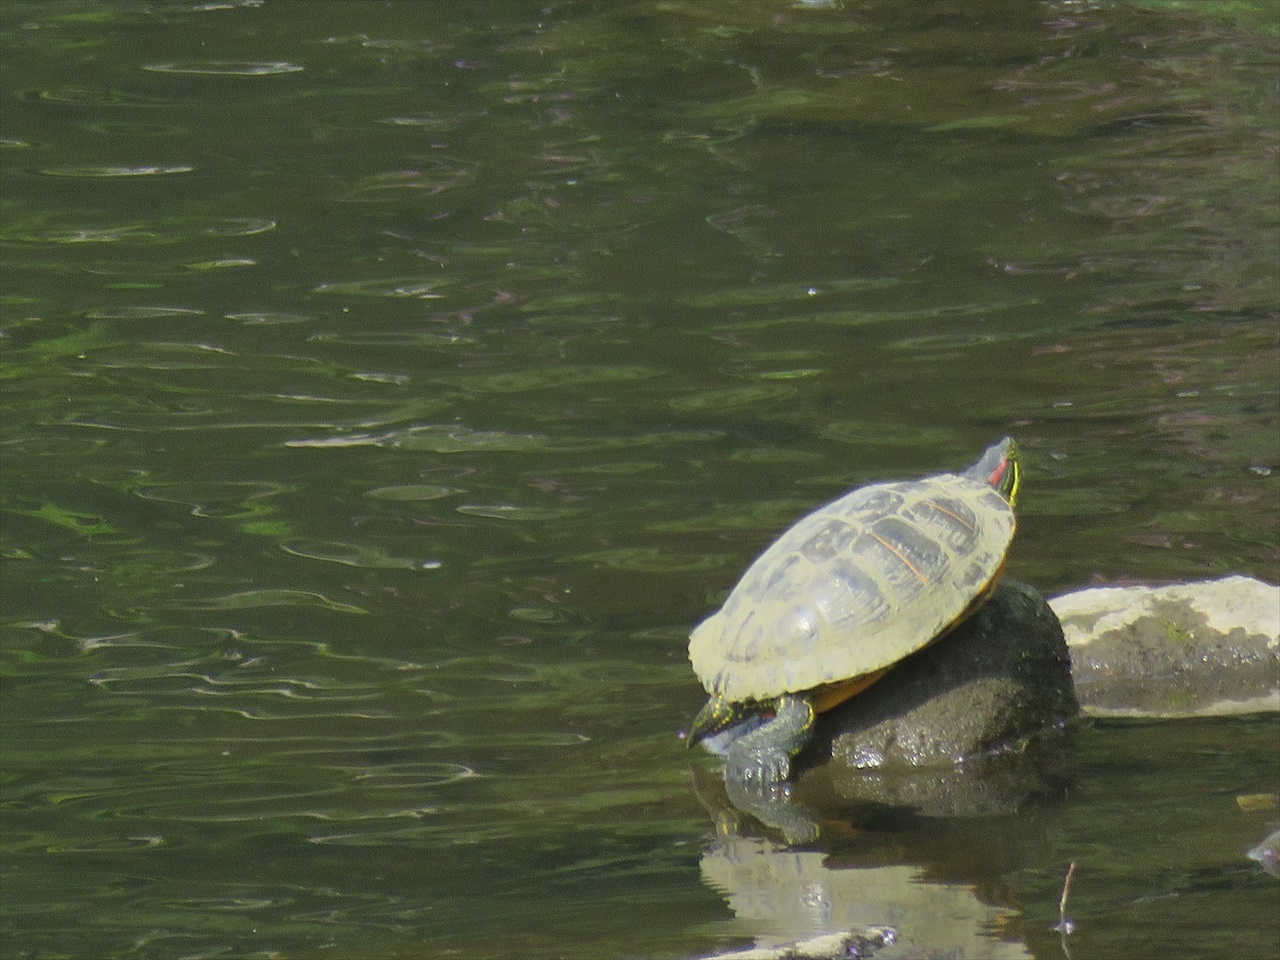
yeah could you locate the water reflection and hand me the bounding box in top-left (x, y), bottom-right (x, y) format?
top-left (2, 0), bottom-right (1277, 956)
top-left (693, 763), bottom-right (1052, 959)
top-left (1248, 828), bottom-right (1280, 879)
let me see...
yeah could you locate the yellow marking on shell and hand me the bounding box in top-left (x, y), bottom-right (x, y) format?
top-left (968, 554), bottom-right (1008, 611)
top-left (812, 668), bottom-right (888, 714)
top-left (922, 497), bottom-right (975, 531)
top-left (809, 553), bottom-right (1008, 715)
top-left (870, 531), bottom-right (929, 586)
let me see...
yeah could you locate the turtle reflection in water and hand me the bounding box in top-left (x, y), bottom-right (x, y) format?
top-left (1248, 828), bottom-right (1280, 878)
top-left (686, 438), bottom-right (1021, 797)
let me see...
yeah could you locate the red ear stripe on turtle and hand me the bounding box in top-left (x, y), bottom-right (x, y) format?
top-left (986, 460), bottom-right (1009, 488)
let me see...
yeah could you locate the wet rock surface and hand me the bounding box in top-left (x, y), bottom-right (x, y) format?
top-left (1051, 575), bottom-right (1280, 718)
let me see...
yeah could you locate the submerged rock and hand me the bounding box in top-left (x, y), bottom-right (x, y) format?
top-left (1050, 576), bottom-right (1280, 718)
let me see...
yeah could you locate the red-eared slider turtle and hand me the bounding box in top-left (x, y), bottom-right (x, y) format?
top-left (686, 438), bottom-right (1021, 787)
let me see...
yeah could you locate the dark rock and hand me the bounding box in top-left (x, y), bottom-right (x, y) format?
top-left (801, 579), bottom-right (1078, 773)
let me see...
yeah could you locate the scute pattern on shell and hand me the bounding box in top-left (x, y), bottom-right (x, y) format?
top-left (688, 474), bottom-right (1015, 703)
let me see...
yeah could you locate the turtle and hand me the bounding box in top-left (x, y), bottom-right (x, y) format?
top-left (686, 437), bottom-right (1021, 788)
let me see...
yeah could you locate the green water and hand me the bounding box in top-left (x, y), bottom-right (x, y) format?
top-left (1, 1), bottom-right (1277, 957)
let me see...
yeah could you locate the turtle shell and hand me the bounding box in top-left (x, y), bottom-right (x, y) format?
top-left (688, 473), bottom-right (1015, 703)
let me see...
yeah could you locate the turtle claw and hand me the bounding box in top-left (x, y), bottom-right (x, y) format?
top-left (728, 748), bottom-right (792, 794)
top-left (722, 696), bottom-right (811, 792)
top-left (723, 759), bottom-right (819, 844)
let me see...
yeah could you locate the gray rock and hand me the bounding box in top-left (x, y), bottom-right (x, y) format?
top-left (1050, 576), bottom-right (1280, 718)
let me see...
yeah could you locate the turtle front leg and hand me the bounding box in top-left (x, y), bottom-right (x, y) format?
top-left (724, 693), bottom-right (815, 788)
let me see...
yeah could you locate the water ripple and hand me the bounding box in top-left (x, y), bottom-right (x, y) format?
top-left (668, 383), bottom-right (798, 411)
top-left (85, 306), bottom-right (205, 320)
top-left (142, 61), bottom-right (305, 76)
top-left (22, 87), bottom-right (183, 106)
top-left (36, 164), bottom-right (194, 178)
top-left (455, 504), bottom-right (579, 522)
top-left (569, 547), bottom-right (731, 572)
top-left (307, 329), bottom-right (472, 347)
top-left (366, 484), bottom-right (460, 501)
top-left (284, 424), bottom-right (725, 453)
top-left (279, 539), bottom-right (440, 570)
top-left (10, 217), bottom-right (275, 245)
top-left (431, 365), bottom-right (657, 394)
top-left (311, 277), bottom-right (447, 298)
top-left (224, 311), bottom-right (311, 325)
top-left (133, 479), bottom-right (291, 516)
top-left (172, 589), bottom-right (369, 613)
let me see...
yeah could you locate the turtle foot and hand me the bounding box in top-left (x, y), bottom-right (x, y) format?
top-left (724, 774), bottom-right (819, 844)
top-left (727, 747), bottom-right (792, 792)
top-left (722, 746), bottom-right (821, 843)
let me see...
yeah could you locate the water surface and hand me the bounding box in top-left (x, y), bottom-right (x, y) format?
top-left (2, 1), bottom-right (1277, 957)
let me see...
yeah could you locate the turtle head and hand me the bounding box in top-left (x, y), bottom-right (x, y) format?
top-left (966, 437), bottom-right (1021, 507)
top-left (685, 694), bottom-right (758, 750)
